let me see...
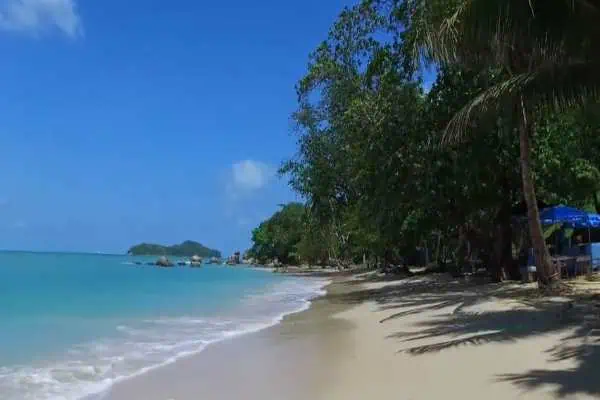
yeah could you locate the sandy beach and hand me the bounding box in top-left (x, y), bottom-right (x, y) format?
top-left (100, 277), bottom-right (355, 400)
top-left (103, 273), bottom-right (600, 400)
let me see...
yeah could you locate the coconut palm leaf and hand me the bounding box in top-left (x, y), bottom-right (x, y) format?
top-left (442, 61), bottom-right (600, 143)
top-left (405, 0), bottom-right (600, 71)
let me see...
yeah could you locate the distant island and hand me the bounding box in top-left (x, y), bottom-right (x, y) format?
top-left (127, 241), bottom-right (221, 258)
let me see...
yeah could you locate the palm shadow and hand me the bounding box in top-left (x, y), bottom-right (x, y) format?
top-left (344, 273), bottom-right (600, 397)
top-left (498, 324), bottom-right (600, 397)
top-left (390, 305), bottom-right (574, 354)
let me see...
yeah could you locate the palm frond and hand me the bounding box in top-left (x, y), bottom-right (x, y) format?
top-left (526, 61), bottom-right (600, 112)
top-left (442, 73), bottom-right (533, 144)
top-left (575, 0), bottom-right (600, 14)
top-left (443, 62), bottom-right (600, 144)
top-left (405, 0), bottom-right (600, 71)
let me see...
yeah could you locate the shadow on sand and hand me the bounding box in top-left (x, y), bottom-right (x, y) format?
top-left (498, 325), bottom-right (600, 398)
top-left (329, 274), bottom-right (600, 397)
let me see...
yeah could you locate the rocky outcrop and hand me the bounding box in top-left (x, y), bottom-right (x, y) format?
top-left (225, 251), bottom-right (242, 266)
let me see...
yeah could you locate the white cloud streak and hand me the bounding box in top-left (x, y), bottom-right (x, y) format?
top-left (231, 160), bottom-right (275, 191)
top-left (0, 0), bottom-right (82, 37)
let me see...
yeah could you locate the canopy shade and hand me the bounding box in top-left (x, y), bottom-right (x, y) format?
top-left (540, 206), bottom-right (600, 228)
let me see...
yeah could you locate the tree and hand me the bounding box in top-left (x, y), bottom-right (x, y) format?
top-left (400, 0), bottom-right (600, 290)
top-left (423, 66), bottom-right (523, 280)
top-left (248, 203), bottom-right (306, 265)
top-left (272, 0), bottom-right (600, 283)
top-left (281, 3), bottom-right (388, 266)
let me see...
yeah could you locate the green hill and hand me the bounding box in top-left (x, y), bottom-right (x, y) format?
top-left (127, 241), bottom-right (221, 258)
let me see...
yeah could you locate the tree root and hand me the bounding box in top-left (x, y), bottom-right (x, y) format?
top-left (538, 280), bottom-right (573, 296)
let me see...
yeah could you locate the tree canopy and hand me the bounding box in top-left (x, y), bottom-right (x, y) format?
top-left (249, 1), bottom-right (600, 289)
top-left (247, 203), bottom-right (309, 265)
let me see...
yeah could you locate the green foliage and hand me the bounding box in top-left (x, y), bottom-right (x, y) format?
top-left (533, 108), bottom-right (600, 207)
top-left (247, 203), bottom-right (308, 265)
top-left (255, 0), bottom-right (600, 280)
top-left (128, 241), bottom-right (221, 258)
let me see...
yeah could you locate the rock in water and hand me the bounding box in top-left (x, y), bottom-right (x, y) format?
top-left (191, 255), bottom-right (202, 264)
top-left (156, 256), bottom-right (173, 267)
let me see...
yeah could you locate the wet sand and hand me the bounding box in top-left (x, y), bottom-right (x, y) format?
top-left (102, 279), bottom-right (355, 400)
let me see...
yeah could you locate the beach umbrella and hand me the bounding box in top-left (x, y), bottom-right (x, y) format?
top-left (539, 206), bottom-right (590, 228)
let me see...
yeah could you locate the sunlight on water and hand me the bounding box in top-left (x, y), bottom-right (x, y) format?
top-left (0, 252), bottom-right (328, 400)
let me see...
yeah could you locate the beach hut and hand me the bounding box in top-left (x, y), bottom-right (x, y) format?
top-left (526, 206), bottom-right (600, 277)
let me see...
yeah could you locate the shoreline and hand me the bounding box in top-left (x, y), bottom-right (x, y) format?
top-left (103, 271), bottom-right (600, 400)
top-left (85, 300), bottom-right (317, 400)
top-left (95, 274), bottom-right (344, 400)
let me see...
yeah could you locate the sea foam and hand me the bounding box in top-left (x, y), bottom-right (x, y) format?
top-left (0, 276), bottom-right (329, 400)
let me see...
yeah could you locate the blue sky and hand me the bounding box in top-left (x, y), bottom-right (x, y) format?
top-left (0, 0), bottom-right (438, 256)
top-left (0, 0), bottom-right (373, 255)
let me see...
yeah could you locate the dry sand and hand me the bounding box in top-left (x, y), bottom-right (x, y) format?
top-left (322, 275), bottom-right (600, 400)
top-left (103, 274), bottom-right (600, 400)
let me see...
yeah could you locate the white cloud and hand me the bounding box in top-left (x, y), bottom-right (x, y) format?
top-left (225, 161), bottom-right (276, 224)
top-left (231, 160), bottom-right (275, 191)
top-left (0, 0), bottom-right (82, 37)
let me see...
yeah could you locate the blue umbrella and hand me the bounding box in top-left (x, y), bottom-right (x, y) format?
top-left (539, 206), bottom-right (590, 228)
top-left (587, 213), bottom-right (600, 228)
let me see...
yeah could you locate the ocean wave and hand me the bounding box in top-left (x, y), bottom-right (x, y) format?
top-left (0, 277), bottom-right (329, 400)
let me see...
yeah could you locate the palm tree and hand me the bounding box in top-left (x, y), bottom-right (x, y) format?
top-left (402, 0), bottom-right (600, 290)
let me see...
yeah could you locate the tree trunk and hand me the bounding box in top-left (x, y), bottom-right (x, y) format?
top-left (490, 217), bottom-right (506, 281)
top-left (594, 192), bottom-right (600, 214)
top-left (493, 214), bottom-right (519, 281)
top-left (491, 180), bottom-right (519, 282)
top-left (456, 225), bottom-right (467, 270)
top-left (518, 98), bottom-right (558, 288)
top-left (434, 232), bottom-right (442, 265)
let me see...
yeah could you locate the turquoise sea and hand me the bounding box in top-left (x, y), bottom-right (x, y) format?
top-left (0, 252), bottom-right (328, 400)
